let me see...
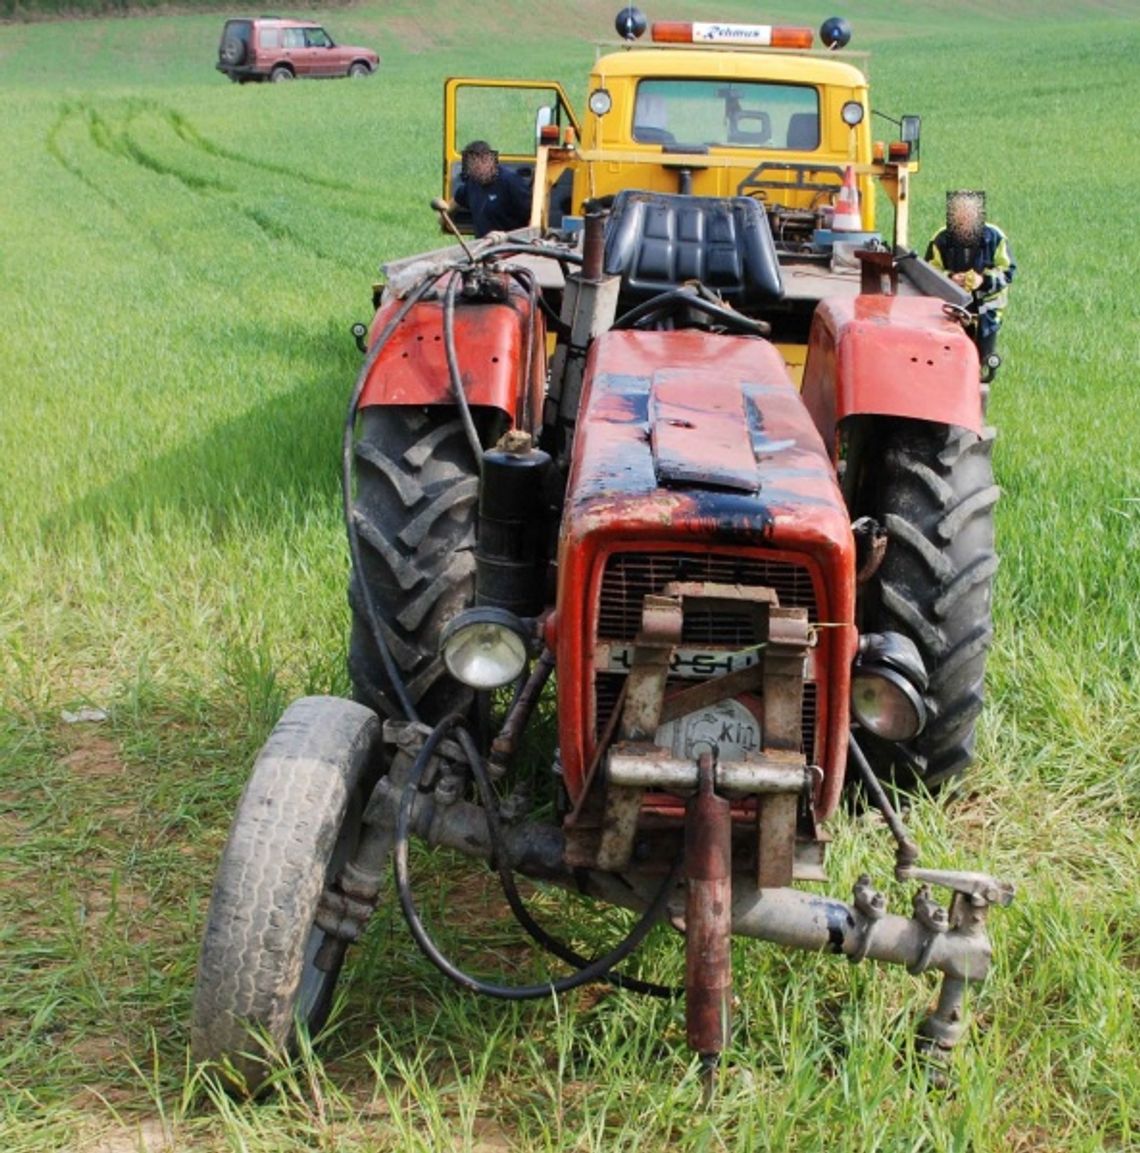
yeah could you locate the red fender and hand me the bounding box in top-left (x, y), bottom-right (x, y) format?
top-left (359, 283), bottom-right (545, 434)
top-left (801, 295), bottom-right (982, 458)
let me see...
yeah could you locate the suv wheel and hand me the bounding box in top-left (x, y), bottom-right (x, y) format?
top-left (348, 62), bottom-right (370, 78)
top-left (270, 65), bottom-right (294, 82)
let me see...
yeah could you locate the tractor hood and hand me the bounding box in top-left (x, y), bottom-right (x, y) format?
top-left (556, 328), bottom-right (857, 818)
top-left (563, 328), bottom-right (853, 549)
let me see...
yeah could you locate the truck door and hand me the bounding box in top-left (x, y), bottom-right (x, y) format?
top-left (443, 78), bottom-right (579, 233)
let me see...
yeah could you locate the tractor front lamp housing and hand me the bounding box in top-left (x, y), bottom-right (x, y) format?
top-left (851, 632), bottom-right (928, 742)
top-left (441, 608), bottom-right (531, 690)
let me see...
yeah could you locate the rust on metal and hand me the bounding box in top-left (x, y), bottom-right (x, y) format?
top-left (595, 592), bottom-right (683, 870)
top-left (555, 328), bottom-right (857, 822)
top-left (607, 744), bottom-right (809, 795)
top-left (685, 754), bottom-right (733, 1059)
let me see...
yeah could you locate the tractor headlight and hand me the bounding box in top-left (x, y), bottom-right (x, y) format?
top-left (850, 632), bottom-right (928, 742)
top-left (440, 608), bottom-right (530, 690)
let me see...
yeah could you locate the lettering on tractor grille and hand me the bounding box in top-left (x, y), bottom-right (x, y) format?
top-left (594, 551), bottom-right (819, 760)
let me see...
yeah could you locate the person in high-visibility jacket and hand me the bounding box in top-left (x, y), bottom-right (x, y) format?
top-left (925, 191), bottom-right (1016, 376)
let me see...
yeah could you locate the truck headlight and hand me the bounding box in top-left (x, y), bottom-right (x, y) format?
top-left (441, 608), bottom-right (530, 690)
top-left (850, 632), bottom-right (927, 742)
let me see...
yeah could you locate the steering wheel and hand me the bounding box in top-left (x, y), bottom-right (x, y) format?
top-left (614, 285), bottom-right (772, 337)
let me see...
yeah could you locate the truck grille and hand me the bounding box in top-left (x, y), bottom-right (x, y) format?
top-left (594, 550), bottom-right (819, 759)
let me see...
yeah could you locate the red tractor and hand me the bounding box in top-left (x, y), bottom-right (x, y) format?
top-left (192, 10), bottom-right (1012, 1095)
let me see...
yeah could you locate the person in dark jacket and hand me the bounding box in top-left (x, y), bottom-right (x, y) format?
top-left (452, 140), bottom-right (532, 238)
top-left (925, 190), bottom-right (1016, 374)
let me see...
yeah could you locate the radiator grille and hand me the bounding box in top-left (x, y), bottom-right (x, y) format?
top-left (594, 550), bottom-right (819, 760)
top-left (597, 552), bottom-right (819, 640)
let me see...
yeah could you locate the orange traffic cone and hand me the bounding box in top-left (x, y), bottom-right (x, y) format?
top-left (831, 165), bottom-right (863, 232)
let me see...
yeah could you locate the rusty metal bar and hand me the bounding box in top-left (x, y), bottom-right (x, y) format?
top-left (607, 746), bottom-right (809, 796)
top-left (685, 755), bottom-right (733, 1064)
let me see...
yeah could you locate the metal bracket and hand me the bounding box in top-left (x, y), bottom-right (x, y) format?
top-left (848, 874), bottom-right (887, 963)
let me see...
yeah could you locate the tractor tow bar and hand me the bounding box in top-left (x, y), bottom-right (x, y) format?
top-left (685, 752), bottom-right (733, 1104)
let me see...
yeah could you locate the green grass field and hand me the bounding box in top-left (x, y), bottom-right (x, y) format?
top-left (2, 2), bottom-right (1139, 1149)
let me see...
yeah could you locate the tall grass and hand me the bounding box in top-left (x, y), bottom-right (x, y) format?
top-left (1, 2), bottom-right (1138, 1150)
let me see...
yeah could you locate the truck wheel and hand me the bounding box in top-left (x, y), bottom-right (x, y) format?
top-left (857, 421), bottom-right (999, 791)
top-left (191, 696), bottom-right (382, 1095)
top-left (348, 406), bottom-right (495, 723)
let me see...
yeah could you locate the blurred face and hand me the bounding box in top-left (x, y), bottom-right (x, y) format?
top-left (947, 193), bottom-right (984, 245)
top-left (466, 151), bottom-right (498, 185)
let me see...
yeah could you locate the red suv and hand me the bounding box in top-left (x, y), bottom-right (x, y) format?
top-left (217, 18), bottom-right (379, 83)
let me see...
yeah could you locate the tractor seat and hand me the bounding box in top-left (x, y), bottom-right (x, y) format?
top-left (602, 190), bottom-right (785, 307)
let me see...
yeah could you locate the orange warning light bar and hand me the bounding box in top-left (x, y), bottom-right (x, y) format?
top-left (651, 21), bottom-right (814, 49)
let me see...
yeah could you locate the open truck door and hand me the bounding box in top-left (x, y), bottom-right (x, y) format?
top-left (443, 78), bottom-right (580, 234)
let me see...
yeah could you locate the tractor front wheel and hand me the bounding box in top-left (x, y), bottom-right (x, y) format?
top-left (190, 696), bottom-right (382, 1095)
top-left (856, 420), bottom-right (999, 791)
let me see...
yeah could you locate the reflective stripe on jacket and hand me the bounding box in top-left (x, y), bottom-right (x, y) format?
top-left (925, 223), bottom-right (1016, 314)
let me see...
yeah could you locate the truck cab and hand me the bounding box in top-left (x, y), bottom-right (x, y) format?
top-left (441, 15), bottom-right (932, 378)
top-left (443, 17), bottom-right (921, 244)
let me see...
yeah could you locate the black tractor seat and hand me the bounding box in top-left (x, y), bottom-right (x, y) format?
top-left (602, 190), bottom-right (785, 310)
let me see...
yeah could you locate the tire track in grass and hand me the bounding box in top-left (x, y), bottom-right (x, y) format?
top-left (45, 98), bottom-right (392, 271)
top-left (45, 101), bottom-right (166, 251)
top-left (166, 108), bottom-right (370, 196)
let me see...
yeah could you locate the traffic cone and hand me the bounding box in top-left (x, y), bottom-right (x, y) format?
top-left (831, 165), bottom-right (863, 231)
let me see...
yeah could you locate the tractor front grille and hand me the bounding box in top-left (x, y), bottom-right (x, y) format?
top-left (594, 550), bottom-right (819, 760)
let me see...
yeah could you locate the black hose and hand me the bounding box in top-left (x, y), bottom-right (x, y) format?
top-left (394, 714), bottom-right (682, 1000)
top-left (442, 272), bottom-right (488, 472)
top-left (478, 242), bottom-right (583, 277)
top-left (452, 725), bottom-right (679, 1000)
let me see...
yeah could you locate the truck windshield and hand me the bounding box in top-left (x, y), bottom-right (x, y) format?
top-left (632, 79), bottom-right (819, 151)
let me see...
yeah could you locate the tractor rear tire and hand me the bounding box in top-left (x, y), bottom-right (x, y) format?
top-left (348, 406), bottom-right (495, 724)
top-left (190, 696), bottom-right (382, 1095)
top-left (858, 421), bottom-right (999, 791)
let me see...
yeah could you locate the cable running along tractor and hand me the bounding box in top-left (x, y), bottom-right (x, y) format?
top-left (192, 9), bottom-right (1013, 1096)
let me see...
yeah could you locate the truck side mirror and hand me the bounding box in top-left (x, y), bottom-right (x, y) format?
top-left (900, 115), bottom-right (921, 160)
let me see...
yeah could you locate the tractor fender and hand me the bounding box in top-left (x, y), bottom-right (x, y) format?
top-left (801, 296), bottom-right (982, 458)
top-left (358, 287), bottom-right (545, 435)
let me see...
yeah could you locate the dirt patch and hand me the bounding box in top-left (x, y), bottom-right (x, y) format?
top-left (80, 1118), bottom-right (174, 1153)
top-left (61, 731), bottom-right (126, 779)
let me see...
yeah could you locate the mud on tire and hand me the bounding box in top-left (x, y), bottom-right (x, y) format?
top-left (856, 420), bottom-right (999, 791)
top-left (190, 696), bottom-right (382, 1095)
top-left (348, 406), bottom-right (501, 723)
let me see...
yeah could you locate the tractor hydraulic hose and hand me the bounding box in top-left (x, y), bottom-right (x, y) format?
top-left (342, 269), bottom-right (444, 723)
top-left (394, 713), bottom-right (682, 1001)
top-left (442, 271), bottom-right (488, 474)
top-left (478, 243), bottom-right (584, 278)
top-left (452, 724), bottom-right (679, 1000)
top-left (503, 267), bottom-right (539, 428)
top-left (506, 266), bottom-right (568, 336)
